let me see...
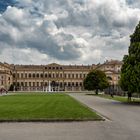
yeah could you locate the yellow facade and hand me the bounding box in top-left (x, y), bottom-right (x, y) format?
top-left (0, 60), bottom-right (122, 91)
top-left (96, 60), bottom-right (123, 85)
top-left (12, 63), bottom-right (94, 91)
top-left (0, 62), bottom-right (13, 90)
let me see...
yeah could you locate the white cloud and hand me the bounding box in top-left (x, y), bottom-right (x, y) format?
top-left (0, 0), bottom-right (140, 64)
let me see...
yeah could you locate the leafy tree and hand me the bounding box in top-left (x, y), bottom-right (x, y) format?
top-left (83, 70), bottom-right (109, 94)
top-left (120, 21), bottom-right (140, 100)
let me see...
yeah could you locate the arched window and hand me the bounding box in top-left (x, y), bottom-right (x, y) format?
top-left (40, 73), bottom-right (43, 78)
top-left (107, 76), bottom-right (112, 80)
top-left (76, 82), bottom-right (78, 87)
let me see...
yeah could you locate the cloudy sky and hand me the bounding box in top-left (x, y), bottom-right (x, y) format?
top-left (0, 0), bottom-right (140, 65)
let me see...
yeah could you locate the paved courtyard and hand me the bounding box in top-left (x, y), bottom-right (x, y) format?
top-left (0, 93), bottom-right (140, 140)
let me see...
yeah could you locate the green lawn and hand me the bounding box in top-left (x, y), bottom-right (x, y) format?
top-left (0, 93), bottom-right (102, 121)
top-left (97, 94), bottom-right (128, 102)
top-left (89, 94), bottom-right (140, 103)
top-left (99, 95), bottom-right (140, 103)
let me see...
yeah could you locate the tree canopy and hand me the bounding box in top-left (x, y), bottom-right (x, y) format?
top-left (120, 21), bottom-right (140, 94)
top-left (83, 70), bottom-right (109, 94)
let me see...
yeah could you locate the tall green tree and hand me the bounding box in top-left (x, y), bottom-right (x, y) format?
top-left (83, 70), bottom-right (109, 94)
top-left (120, 21), bottom-right (140, 98)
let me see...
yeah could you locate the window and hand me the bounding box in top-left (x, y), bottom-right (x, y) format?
top-left (49, 74), bottom-right (51, 78)
top-left (68, 82), bottom-right (71, 86)
top-left (21, 73), bottom-right (23, 78)
top-left (29, 82), bottom-right (31, 86)
top-left (72, 74), bottom-right (74, 78)
top-left (33, 82), bottom-right (35, 87)
top-left (25, 82), bottom-right (27, 87)
top-left (29, 73), bottom-right (31, 78)
top-left (21, 82), bottom-right (24, 86)
top-left (60, 73), bottom-right (62, 78)
top-left (45, 82), bottom-right (47, 86)
top-left (41, 82), bottom-right (43, 86)
top-left (107, 76), bottom-right (112, 80)
top-left (40, 73), bottom-right (43, 78)
top-left (25, 73), bottom-right (27, 78)
top-left (56, 73), bottom-right (59, 78)
top-left (33, 73), bottom-right (35, 78)
top-left (37, 82), bottom-right (39, 86)
top-left (80, 82), bottom-right (82, 86)
top-left (36, 73), bottom-right (39, 78)
top-left (45, 73), bottom-right (47, 78)
top-left (17, 82), bottom-right (20, 86)
top-left (60, 82), bottom-right (63, 87)
top-left (83, 74), bottom-right (86, 78)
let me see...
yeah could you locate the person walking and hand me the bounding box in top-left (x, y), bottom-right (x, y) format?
top-left (127, 91), bottom-right (132, 102)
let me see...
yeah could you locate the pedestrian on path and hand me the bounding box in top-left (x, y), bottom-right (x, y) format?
top-left (127, 91), bottom-right (132, 101)
top-left (110, 92), bottom-right (114, 98)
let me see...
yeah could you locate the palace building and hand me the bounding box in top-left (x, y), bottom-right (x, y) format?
top-left (0, 62), bottom-right (13, 90)
top-left (0, 60), bottom-right (123, 91)
top-left (96, 60), bottom-right (123, 85)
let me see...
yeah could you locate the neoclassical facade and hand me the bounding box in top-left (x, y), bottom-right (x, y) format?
top-left (96, 60), bottom-right (123, 85)
top-left (0, 60), bottom-right (123, 91)
top-left (0, 62), bottom-right (13, 90)
top-left (12, 63), bottom-right (95, 91)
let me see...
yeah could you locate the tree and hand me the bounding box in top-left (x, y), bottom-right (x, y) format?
top-left (83, 70), bottom-right (109, 94)
top-left (120, 21), bottom-right (140, 100)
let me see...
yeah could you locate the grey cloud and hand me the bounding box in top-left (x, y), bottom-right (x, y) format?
top-left (126, 0), bottom-right (140, 8)
top-left (0, 0), bottom-right (140, 64)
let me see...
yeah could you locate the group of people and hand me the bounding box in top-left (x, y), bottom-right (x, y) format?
top-left (0, 88), bottom-right (8, 95)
